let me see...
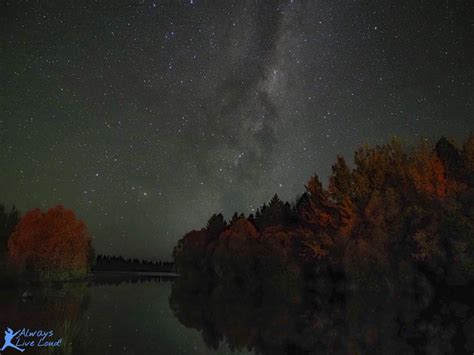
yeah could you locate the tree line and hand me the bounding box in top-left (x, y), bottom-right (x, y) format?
top-left (173, 135), bottom-right (474, 289)
top-left (93, 254), bottom-right (175, 273)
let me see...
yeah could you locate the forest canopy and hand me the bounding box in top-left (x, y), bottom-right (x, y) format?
top-left (173, 135), bottom-right (474, 288)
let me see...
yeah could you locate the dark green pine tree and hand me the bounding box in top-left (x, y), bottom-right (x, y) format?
top-left (254, 194), bottom-right (293, 230)
top-left (206, 213), bottom-right (228, 238)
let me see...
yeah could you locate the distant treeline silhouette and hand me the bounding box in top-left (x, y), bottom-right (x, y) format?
top-left (93, 254), bottom-right (175, 273)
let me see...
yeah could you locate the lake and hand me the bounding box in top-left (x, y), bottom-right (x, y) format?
top-left (1, 274), bottom-right (474, 354)
top-left (0, 276), bottom-right (251, 355)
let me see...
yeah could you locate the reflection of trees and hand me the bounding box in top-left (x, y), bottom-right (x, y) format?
top-left (170, 270), bottom-right (474, 354)
top-left (0, 283), bottom-right (91, 354)
top-left (88, 273), bottom-right (176, 287)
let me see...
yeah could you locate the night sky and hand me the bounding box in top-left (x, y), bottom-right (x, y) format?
top-left (1, 1), bottom-right (472, 259)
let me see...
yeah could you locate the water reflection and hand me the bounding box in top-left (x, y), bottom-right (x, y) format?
top-left (88, 272), bottom-right (177, 287)
top-left (2, 274), bottom-right (474, 354)
top-left (170, 273), bottom-right (474, 355)
top-left (0, 276), bottom-right (247, 355)
top-left (0, 282), bottom-right (91, 354)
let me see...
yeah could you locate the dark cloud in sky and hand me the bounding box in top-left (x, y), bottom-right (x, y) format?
top-left (1, 0), bottom-right (472, 259)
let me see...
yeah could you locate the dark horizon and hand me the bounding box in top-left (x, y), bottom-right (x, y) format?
top-left (1, 0), bottom-right (472, 260)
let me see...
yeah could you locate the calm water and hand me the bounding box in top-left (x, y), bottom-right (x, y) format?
top-left (1, 275), bottom-right (474, 354)
top-left (0, 278), bottom-right (251, 355)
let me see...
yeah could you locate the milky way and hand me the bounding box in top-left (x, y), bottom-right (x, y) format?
top-left (1, 1), bottom-right (472, 259)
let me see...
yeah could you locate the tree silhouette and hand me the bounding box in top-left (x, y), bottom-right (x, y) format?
top-left (301, 175), bottom-right (338, 230)
top-left (206, 213), bottom-right (227, 238)
top-left (328, 155), bottom-right (353, 202)
top-left (407, 145), bottom-right (448, 198)
top-left (436, 137), bottom-right (462, 176)
top-left (254, 194), bottom-right (293, 230)
top-left (462, 134), bottom-right (474, 184)
top-left (0, 204), bottom-right (20, 265)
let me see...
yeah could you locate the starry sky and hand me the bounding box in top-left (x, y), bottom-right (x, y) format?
top-left (1, 0), bottom-right (472, 259)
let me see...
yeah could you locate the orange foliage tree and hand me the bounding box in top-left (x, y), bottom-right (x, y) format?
top-left (7, 206), bottom-right (94, 280)
top-left (407, 145), bottom-right (448, 198)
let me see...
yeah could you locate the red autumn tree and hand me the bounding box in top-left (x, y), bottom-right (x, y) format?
top-left (7, 206), bottom-right (93, 280)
